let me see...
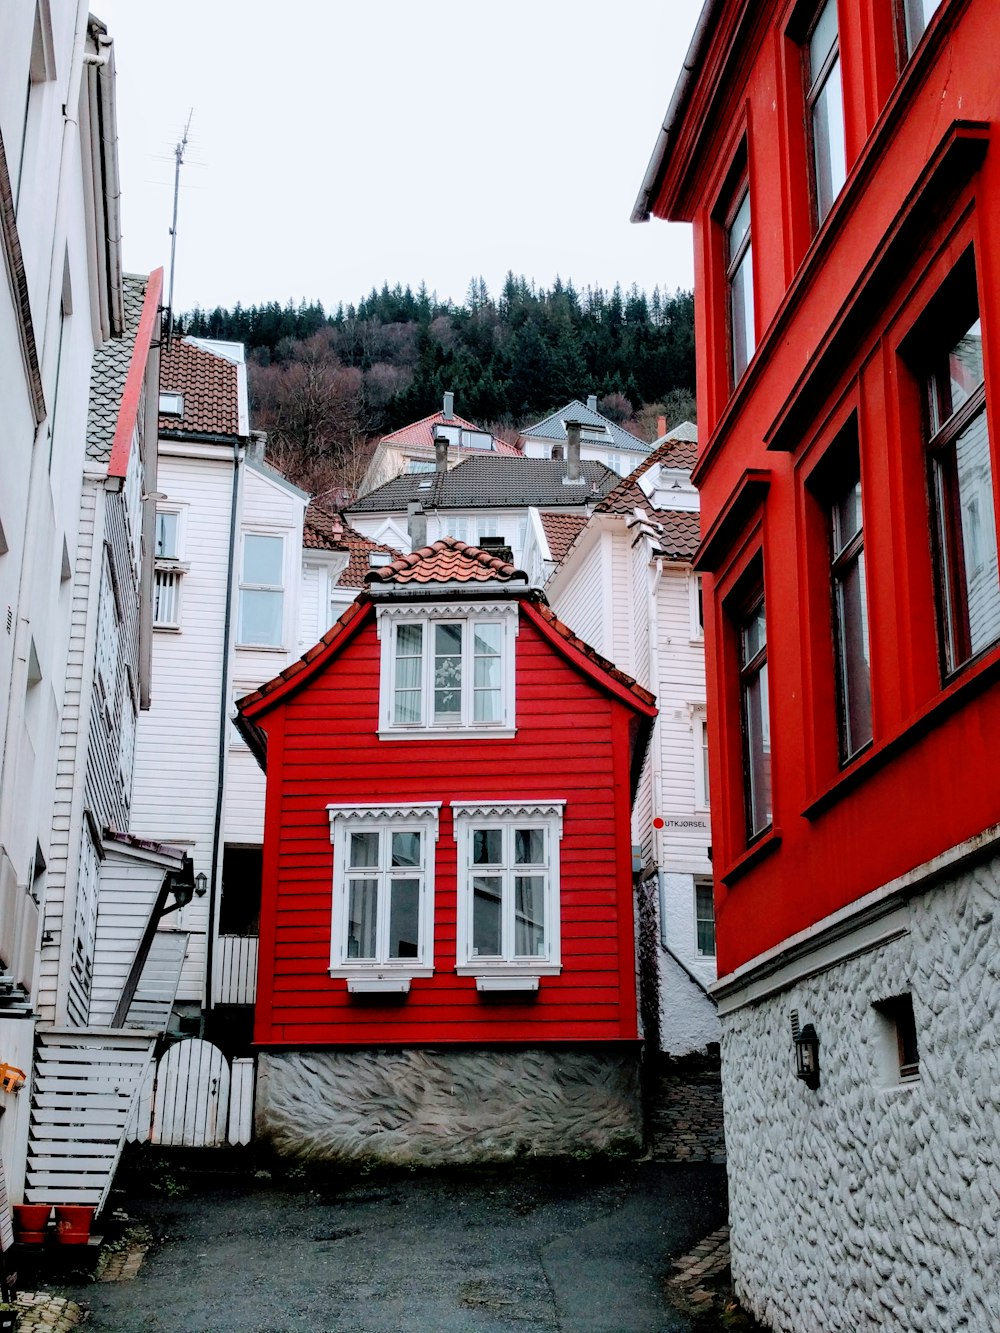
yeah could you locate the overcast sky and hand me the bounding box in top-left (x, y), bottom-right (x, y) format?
top-left (99, 1), bottom-right (702, 316)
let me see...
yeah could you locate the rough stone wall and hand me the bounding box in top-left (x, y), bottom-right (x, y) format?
top-left (256, 1046), bottom-right (642, 1165)
top-left (722, 853), bottom-right (1000, 1332)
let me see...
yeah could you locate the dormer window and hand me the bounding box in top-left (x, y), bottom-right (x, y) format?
top-left (376, 604), bottom-right (518, 739)
top-left (159, 392), bottom-right (183, 416)
top-left (368, 552), bottom-right (392, 568)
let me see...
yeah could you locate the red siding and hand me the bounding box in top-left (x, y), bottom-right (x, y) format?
top-left (252, 610), bottom-right (642, 1046)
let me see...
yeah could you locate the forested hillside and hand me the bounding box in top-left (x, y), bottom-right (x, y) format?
top-left (179, 275), bottom-right (696, 498)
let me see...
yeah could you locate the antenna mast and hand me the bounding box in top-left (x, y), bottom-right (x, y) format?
top-left (165, 109), bottom-right (193, 346)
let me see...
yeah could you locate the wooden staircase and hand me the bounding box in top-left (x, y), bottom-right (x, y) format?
top-left (24, 1028), bottom-right (156, 1210)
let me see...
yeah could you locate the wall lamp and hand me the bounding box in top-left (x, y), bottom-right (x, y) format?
top-left (194, 872), bottom-right (208, 898)
top-left (794, 1023), bottom-right (820, 1090)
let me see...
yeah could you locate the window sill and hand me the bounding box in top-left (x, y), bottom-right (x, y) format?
top-left (719, 827), bottom-right (781, 887)
top-left (456, 964), bottom-right (561, 979)
top-left (475, 976), bottom-right (540, 993)
top-left (153, 624), bottom-right (181, 634)
top-left (378, 726), bottom-right (517, 743)
top-left (344, 977), bottom-right (413, 994)
top-left (236, 643), bottom-right (287, 653)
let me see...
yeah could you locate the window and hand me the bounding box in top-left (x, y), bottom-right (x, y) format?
top-left (377, 605), bottom-right (517, 738)
top-left (550, 445), bottom-right (564, 461)
top-left (694, 879), bottom-right (716, 957)
top-left (726, 184), bottom-right (755, 384)
top-left (804, 0), bottom-right (847, 225)
top-left (239, 533), bottom-right (285, 647)
top-left (874, 993), bottom-right (920, 1084)
top-left (737, 582), bottom-right (771, 840)
top-left (693, 712), bottom-right (711, 809)
top-left (159, 392), bottom-right (183, 415)
top-left (924, 306), bottom-right (1000, 674)
top-left (328, 804), bottom-right (440, 987)
top-left (153, 509), bottom-right (183, 629)
top-left (155, 511), bottom-right (179, 558)
top-left (452, 801), bottom-right (564, 982)
top-left (96, 550), bottom-right (119, 703)
top-left (690, 573), bottom-right (705, 640)
top-left (899, 0), bottom-right (942, 54)
top-left (830, 451), bottom-right (873, 761)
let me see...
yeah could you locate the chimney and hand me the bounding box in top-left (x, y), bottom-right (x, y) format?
top-left (587, 394), bottom-right (598, 413)
top-left (443, 391), bottom-right (454, 420)
top-left (434, 432), bottom-right (449, 472)
top-left (407, 500), bottom-right (427, 552)
top-left (657, 414), bottom-right (667, 439)
top-left (247, 430), bottom-right (267, 465)
top-left (563, 417), bottom-right (584, 485)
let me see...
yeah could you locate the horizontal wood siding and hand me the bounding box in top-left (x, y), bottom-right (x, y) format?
top-left (254, 610), bottom-right (639, 1047)
top-left (549, 532), bottom-right (606, 658)
top-left (87, 854), bottom-right (164, 1027)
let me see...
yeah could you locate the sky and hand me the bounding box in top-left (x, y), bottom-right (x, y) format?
top-left (98, 1), bottom-right (703, 316)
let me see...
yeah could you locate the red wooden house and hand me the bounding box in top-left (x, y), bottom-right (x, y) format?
top-left (237, 537), bottom-right (655, 1163)
top-left (636, 0), bottom-right (1000, 1327)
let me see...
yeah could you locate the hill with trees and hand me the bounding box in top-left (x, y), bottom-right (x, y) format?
top-left (179, 274), bottom-right (696, 499)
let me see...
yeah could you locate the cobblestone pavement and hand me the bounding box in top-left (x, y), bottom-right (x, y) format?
top-left (647, 1054), bottom-right (727, 1164)
top-left (14, 1291), bottom-right (85, 1332)
top-left (665, 1225), bottom-right (731, 1315)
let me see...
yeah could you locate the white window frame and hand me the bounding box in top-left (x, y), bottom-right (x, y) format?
top-left (153, 506), bottom-right (187, 630)
top-left (452, 800), bottom-right (564, 986)
top-left (692, 709), bottom-right (710, 811)
top-left (376, 602), bottom-right (518, 740)
top-left (328, 803), bottom-right (441, 991)
top-left (689, 572), bottom-right (705, 641)
top-left (238, 530), bottom-right (287, 649)
top-left (694, 877), bottom-right (716, 958)
top-left (159, 392), bottom-right (184, 415)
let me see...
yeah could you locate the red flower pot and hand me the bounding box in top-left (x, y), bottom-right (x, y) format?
top-left (55, 1204), bottom-right (95, 1245)
top-left (13, 1203), bottom-right (51, 1242)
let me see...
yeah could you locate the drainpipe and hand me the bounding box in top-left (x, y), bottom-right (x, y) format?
top-left (204, 437), bottom-right (243, 1026)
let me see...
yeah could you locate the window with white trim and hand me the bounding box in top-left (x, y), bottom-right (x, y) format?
top-left (452, 801), bottom-right (564, 982)
top-left (689, 572), bottom-right (705, 640)
top-left (96, 549), bottom-right (119, 704)
top-left (695, 878), bottom-right (716, 957)
top-left (328, 803), bottom-right (440, 989)
top-left (693, 711), bottom-right (710, 810)
top-left (153, 508), bottom-right (184, 629)
top-left (377, 604), bottom-right (518, 738)
top-left (238, 532), bottom-right (285, 647)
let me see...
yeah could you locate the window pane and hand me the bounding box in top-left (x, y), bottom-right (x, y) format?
top-left (472, 876), bottom-right (502, 956)
top-left (349, 831), bottom-right (379, 868)
top-left (813, 56), bottom-right (846, 222)
top-left (347, 880), bottom-right (377, 958)
top-left (832, 477), bottom-right (863, 554)
top-left (155, 511), bottom-right (177, 558)
top-left (240, 589), bottom-right (283, 645)
top-left (514, 828), bottom-right (544, 865)
top-left (396, 623), bottom-right (423, 656)
top-left (473, 656), bottom-right (501, 690)
top-left (434, 622), bottom-right (462, 719)
top-left (388, 878), bottom-right (420, 959)
top-left (904, 0), bottom-right (942, 51)
top-left (514, 876), bottom-right (546, 956)
top-left (730, 246), bottom-right (754, 382)
top-left (931, 319), bottom-right (985, 432)
top-left (391, 830), bottom-right (421, 867)
top-left (695, 882), bottom-right (716, 956)
top-left (809, 0), bottom-right (838, 80)
top-left (835, 548), bottom-right (873, 756)
top-left (243, 533), bottom-right (283, 585)
top-left (474, 688), bottom-right (502, 723)
top-left (472, 829), bottom-right (502, 865)
top-left (729, 190), bottom-right (751, 258)
top-left (474, 623), bottom-right (502, 656)
top-left (745, 660), bottom-right (771, 836)
top-left (742, 601), bottom-right (766, 663)
top-left (394, 624), bottom-right (423, 725)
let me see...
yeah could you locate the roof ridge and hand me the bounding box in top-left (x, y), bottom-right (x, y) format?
top-left (365, 533), bottom-right (525, 584)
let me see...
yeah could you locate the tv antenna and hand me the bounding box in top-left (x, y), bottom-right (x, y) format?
top-left (165, 108), bottom-right (193, 346)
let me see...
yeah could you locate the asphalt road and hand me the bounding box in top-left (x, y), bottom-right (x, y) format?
top-left (60, 1158), bottom-right (727, 1333)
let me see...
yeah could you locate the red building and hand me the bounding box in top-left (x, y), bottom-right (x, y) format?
top-left (238, 537), bottom-right (655, 1163)
top-left (636, 1), bottom-right (1000, 1327)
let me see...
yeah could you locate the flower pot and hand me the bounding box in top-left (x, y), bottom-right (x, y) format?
top-left (13, 1202), bottom-right (51, 1242)
top-left (55, 1204), bottom-right (95, 1245)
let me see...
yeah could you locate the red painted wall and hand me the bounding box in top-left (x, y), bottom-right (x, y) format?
top-left (651, 0), bottom-right (1000, 973)
top-left (251, 606), bottom-right (643, 1046)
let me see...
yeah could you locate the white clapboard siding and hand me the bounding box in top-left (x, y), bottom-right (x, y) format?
top-left (152, 1039), bottom-right (230, 1147)
top-left (88, 853), bottom-right (171, 1028)
top-left (125, 1060), bottom-right (155, 1144)
top-left (227, 1059), bottom-right (255, 1146)
top-left (125, 930), bottom-right (189, 1031)
top-left (215, 935), bottom-right (258, 1006)
top-left (25, 1029), bottom-right (155, 1210)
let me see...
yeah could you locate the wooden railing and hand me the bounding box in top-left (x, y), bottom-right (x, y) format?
top-left (215, 935), bottom-right (258, 1006)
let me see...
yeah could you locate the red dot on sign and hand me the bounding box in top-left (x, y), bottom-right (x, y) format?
top-left (652, 818), bottom-right (664, 829)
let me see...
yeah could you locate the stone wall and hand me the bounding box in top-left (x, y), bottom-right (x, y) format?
top-left (722, 852), bottom-right (1000, 1332)
top-left (256, 1046), bottom-right (642, 1165)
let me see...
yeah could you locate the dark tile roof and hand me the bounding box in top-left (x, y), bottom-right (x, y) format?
top-left (540, 512), bottom-right (589, 563)
top-left (365, 536), bottom-right (527, 585)
top-left (86, 274), bottom-right (148, 464)
top-left (592, 435), bottom-right (701, 562)
top-left (303, 503), bottom-right (400, 588)
top-left (520, 399), bottom-right (651, 454)
top-left (159, 338), bottom-right (241, 436)
top-left (346, 455), bottom-right (619, 513)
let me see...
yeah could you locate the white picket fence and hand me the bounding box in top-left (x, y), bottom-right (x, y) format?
top-left (127, 1040), bottom-right (255, 1147)
top-left (215, 935), bottom-right (258, 1006)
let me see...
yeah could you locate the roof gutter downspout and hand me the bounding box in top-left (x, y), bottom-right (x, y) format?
top-left (204, 436), bottom-right (243, 1025)
top-left (630, 0), bottom-right (721, 223)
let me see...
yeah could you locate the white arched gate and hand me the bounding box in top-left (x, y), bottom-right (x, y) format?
top-left (127, 1040), bottom-right (254, 1147)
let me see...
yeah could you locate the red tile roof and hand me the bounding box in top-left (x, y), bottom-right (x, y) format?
top-left (594, 438), bottom-right (701, 562)
top-left (539, 512), bottom-right (589, 564)
top-left (159, 338), bottom-right (241, 436)
top-left (381, 410), bottom-right (520, 454)
top-left (365, 536), bottom-right (528, 586)
top-left (303, 503), bottom-right (400, 588)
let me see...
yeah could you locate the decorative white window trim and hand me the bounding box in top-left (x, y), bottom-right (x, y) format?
top-left (376, 603), bottom-right (518, 740)
top-left (451, 800), bottom-right (564, 979)
top-left (327, 802), bottom-right (441, 981)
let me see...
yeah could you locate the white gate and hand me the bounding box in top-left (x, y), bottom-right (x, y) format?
top-left (126, 1040), bottom-right (255, 1147)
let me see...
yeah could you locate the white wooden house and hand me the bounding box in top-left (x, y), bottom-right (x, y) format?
top-left (532, 424), bottom-right (720, 1055)
top-left (519, 396), bottom-right (652, 477)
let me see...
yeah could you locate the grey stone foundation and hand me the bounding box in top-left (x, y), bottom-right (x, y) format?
top-left (721, 849), bottom-right (1000, 1333)
top-left (256, 1046), bottom-right (642, 1165)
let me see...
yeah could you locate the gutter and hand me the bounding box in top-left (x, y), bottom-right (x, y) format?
top-left (630, 0), bottom-right (721, 223)
top-left (88, 20), bottom-right (124, 335)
